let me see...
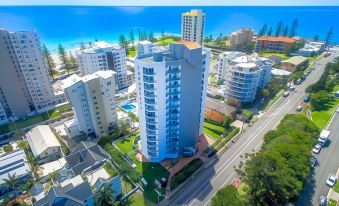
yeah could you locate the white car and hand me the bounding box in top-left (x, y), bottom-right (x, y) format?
top-left (283, 91), bottom-right (289, 97)
top-left (326, 174), bottom-right (337, 187)
top-left (312, 144), bottom-right (322, 154)
top-left (336, 108), bottom-right (339, 113)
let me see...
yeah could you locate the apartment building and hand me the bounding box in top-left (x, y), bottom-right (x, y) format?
top-left (78, 41), bottom-right (132, 90)
top-left (137, 40), bottom-right (156, 56)
top-left (63, 70), bottom-right (117, 138)
top-left (255, 36), bottom-right (296, 52)
top-left (216, 51), bottom-right (244, 82)
top-left (0, 29), bottom-right (56, 122)
top-left (135, 41), bottom-right (211, 162)
top-left (223, 55), bottom-right (272, 103)
top-left (181, 9), bottom-right (205, 45)
top-left (229, 28), bottom-right (254, 47)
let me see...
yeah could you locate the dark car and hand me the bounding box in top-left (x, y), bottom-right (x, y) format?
top-left (310, 156), bottom-right (317, 168)
top-left (304, 97), bottom-right (310, 102)
top-left (319, 196), bottom-right (328, 206)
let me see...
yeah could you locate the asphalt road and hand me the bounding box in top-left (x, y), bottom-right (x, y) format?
top-left (298, 103), bottom-right (339, 204)
top-left (168, 49), bottom-right (339, 206)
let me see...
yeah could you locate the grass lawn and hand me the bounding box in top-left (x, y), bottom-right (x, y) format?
top-left (334, 182), bottom-right (339, 193)
top-left (203, 120), bottom-right (225, 140)
top-left (156, 38), bottom-right (174, 46)
top-left (312, 85), bottom-right (339, 129)
top-left (329, 199), bottom-right (337, 206)
top-left (130, 153), bottom-right (169, 204)
top-left (115, 132), bottom-right (140, 154)
top-left (0, 104), bottom-right (72, 135)
top-left (127, 47), bottom-right (136, 57)
top-left (121, 193), bottom-right (155, 206)
top-left (260, 52), bottom-right (289, 60)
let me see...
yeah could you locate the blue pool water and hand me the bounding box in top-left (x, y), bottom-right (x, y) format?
top-left (121, 104), bottom-right (136, 112)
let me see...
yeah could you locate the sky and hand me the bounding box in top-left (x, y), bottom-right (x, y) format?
top-left (0, 0), bottom-right (339, 6)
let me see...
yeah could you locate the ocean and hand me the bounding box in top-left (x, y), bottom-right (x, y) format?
top-left (0, 6), bottom-right (338, 51)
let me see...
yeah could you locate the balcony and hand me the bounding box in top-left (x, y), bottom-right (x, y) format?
top-left (166, 68), bottom-right (180, 74)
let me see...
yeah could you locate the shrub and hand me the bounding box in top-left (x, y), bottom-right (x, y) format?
top-left (3, 144), bottom-right (13, 153)
top-left (170, 158), bottom-right (204, 190)
top-left (212, 185), bottom-right (244, 206)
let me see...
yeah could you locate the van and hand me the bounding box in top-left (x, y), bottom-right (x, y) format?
top-left (318, 130), bottom-right (330, 147)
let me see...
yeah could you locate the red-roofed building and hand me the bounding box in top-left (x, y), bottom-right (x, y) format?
top-left (255, 36), bottom-right (297, 52)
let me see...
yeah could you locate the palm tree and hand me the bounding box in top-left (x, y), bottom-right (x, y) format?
top-left (30, 164), bottom-right (43, 179)
top-left (17, 140), bottom-right (29, 152)
top-left (3, 173), bottom-right (19, 196)
top-left (94, 185), bottom-right (116, 206)
top-left (26, 154), bottom-right (37, 166)
top-left (118, 164), bottom-right (138, 194)
top-left (49, 171), bottom-right (57, 184)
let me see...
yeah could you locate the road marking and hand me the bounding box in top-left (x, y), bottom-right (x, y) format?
top-left (185, 98), bottom-right (292, 205)
top-left (325, 104), bottom-right (338, 130)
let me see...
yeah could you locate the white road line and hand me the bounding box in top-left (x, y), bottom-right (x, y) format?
top-left (325, 105), bottom-right (338, 130)
top-left (185, 98), bottom-right (292, 205)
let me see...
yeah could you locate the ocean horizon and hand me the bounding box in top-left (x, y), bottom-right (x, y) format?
top-left (0, 6), bottom-right (338, 51)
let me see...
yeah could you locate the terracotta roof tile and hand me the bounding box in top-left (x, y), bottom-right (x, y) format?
top-left (176, 40), bottom-right (201, 49)
top-left (256, 36), bottom-right (296, 43)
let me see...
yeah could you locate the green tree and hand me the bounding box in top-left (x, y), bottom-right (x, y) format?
top-left (258, 24), bottom-right (268, 37)
top-left (68, 51), bottom-right (77, 69)
top-left (283, 26), bottom-right (289, 37)
top-left (222, 116), bottom-right (232, 129)
top-left (325, 26), bottom-right (334, 46)
top-left (119, 34), bottom-right (129, 51)
top-left (42, 44), bottom-right (56, 80)
top-left (3, 173), bottom-right (19, 196)
top-left (310, 90), bottom-right (330, 110)
top-left (267, 26), bottom-right (273, 36)
top-left (227, 97), bottom-right (241, 108)
top-left (212, 185), bottom-right (243, 206)
top-left (275, 20), bottom-right (283, 37)
top-left (58, 44), bottom-right (70, 74)
top-left (289, 18), bottom-right (298, 37)
top-left (17, 140), bottom-right (29, 151)
top-left (118, 163), bottom-right (138, 194)
top-left (148, 32), bottom-right (155, 42)
top-left (129, 29), bottom-right (135, 47)
top-left (30, 164), bottom-right (43, 179)
top-left (137, 28), bottom-right (142, 41)
top-left (261, 88), bottom-right (270, 98)
top-left (49, 171), bottom-right (57, 183)
top-left (26, 154), bottom-right (37, 166)
top-left (94, 185), bottom-right (116, 206)
top-left (80, 41), bottom-right (86, 50)
top-left (3, 144), bottom-right (13, 153)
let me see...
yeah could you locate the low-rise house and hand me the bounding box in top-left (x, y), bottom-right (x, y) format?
top-left (26, 125), bottom-right (62, 164)
top-left (34, 175), bottom-right (94, 206)
top-left (94, 176), bottom-right (122, 199)
top-left (281, 56), bottom-right (308, 72)
top-left (0, 150), bottom-right (31, 197)
top-left (205, 97), bottom-right (237, 123)
top-left (266, 55), bottom-right (282, 65)
top-left (58, 141), bottom-right (109, 181)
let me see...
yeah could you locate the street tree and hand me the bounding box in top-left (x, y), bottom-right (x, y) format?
top-left (222, 116), bottom-right (232, 129)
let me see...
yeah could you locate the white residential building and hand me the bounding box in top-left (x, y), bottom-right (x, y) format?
top-left (63, 70), bottom-right (117, 138)
top-left (217, 51), bottom-right (244, 82)
top-left (0, 29), bottom-right (57, 122)
top-left (26, 125), bottom-right (62, 164)
top-left (181, 9), bottom-right (205, 45)
top-left (135, 41), bottom-right (211, 162)
top-left (137, 40), bottom-right (156, 56)
top-left (229, 28), bottom-right (254, 47)
top-left (78, 41), bottom-right (132, 90)
top-left (223, 55), bottom-right (272, 103)
top-left (297, 41), bottom-right (326, 57)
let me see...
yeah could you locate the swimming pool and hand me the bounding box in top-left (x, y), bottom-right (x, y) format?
top-left (121, 104), bottom-right (136, 112)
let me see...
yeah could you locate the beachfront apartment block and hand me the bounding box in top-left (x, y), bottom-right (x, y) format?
top-left (137, 40), bottom-right (156, 56)
top-left (0, 29), bottom-right (57, 123)
top-left (135, 40), bottom-right (211, 162)
top-left (217, 51), bottom-right (244, 82)
top-left (255, 36), bottom-right (296, 52)
top-left (229, 28), bottom-right (254, 47)
top-left (63, 70), bottom-right (117, 138)
top-left (78, 41), bottom-right (132, 90)
top-left (223, 55), bottom-right (272, 103)
top-left (181, 9), bottom-right (205, 45)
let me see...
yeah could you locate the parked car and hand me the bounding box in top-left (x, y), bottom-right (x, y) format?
top-left (319, 196), bottom-right (328, 206)
top-left (336, 108), bottom-right (339, 113)
top-left (307, 70), bottom-right (312, 75)
top-left (304, 97), bottom-right (310, 102)
top-left (310, 156), bottom-right (317, 168)
top-left (289, 86), bottom-right (296, 91)
top-left (296, 105), bottom-right (303, 112)
top-left (312, 144), bottom-right (322, 154)
top-left (326, 174), bottom-right (337, 187)
top-left (296, 79), bottom-right (302, 85)
top-left (283, 91), bottom-right (289, 97)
